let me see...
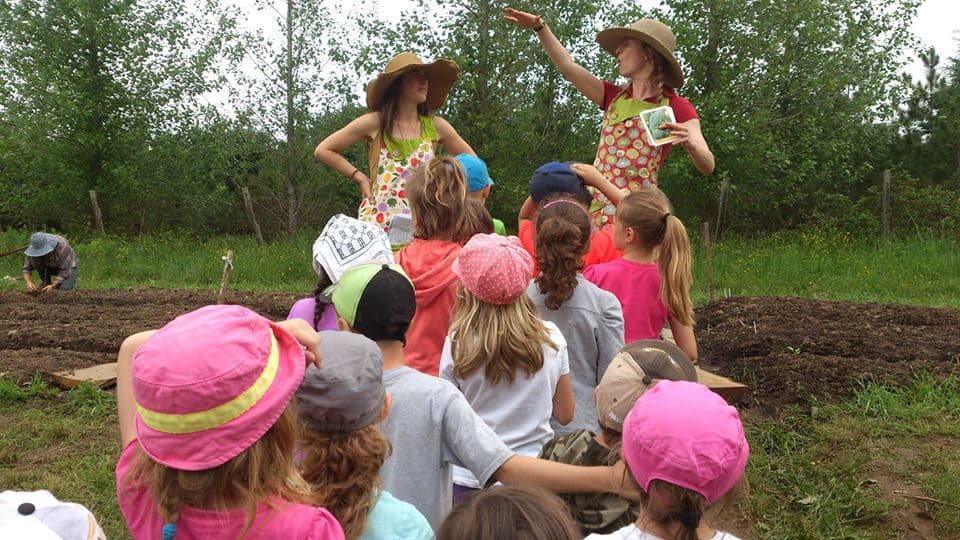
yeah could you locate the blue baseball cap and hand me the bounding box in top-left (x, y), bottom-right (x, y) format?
top-left (455, 153), bottom-right (494, 192)
top-left (529, 162), bottom-right (589, 204)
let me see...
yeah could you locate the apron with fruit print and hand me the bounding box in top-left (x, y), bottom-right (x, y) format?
top-left (590, 91), bottom-right (671, 229)
top-left (360, 115), bottom-right (439, 233)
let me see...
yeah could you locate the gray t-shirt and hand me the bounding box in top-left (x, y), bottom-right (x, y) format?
top-left (381, 366), bottom-right (515, 529)
top-left (527, 275), bottom-right (625, 435)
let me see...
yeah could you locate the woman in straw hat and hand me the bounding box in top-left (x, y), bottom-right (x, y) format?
top-left (505, 9), bottom-right (714, 229)
top-left (315, 53), bottom-right (475, 233)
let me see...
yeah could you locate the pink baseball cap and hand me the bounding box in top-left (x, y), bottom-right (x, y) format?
top-left (132, 305), bottom-right (305, 471)
top-left (622, 380), bottom-right (749, 506)
top-left (452, 233), bottom-right (533, 305)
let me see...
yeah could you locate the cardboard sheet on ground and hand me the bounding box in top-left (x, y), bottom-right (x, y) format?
top-left (49, 363), bottom-right (117, 389)
top-left (696, 367), bottom-right (747, 403)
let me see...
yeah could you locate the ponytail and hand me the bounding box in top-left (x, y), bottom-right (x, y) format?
top-left (534, 197), bottom-right (591, 310)
top-left (616, 189), bottom-right (693, 325)
top-left (658, 214), bottom-right (694, 326)
top-left (311, 270), bottom-right (333, 330)
top-left (639, 480), bottom-right (706, 540)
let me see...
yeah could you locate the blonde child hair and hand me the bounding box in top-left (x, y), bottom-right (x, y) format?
top-left (616, 188), bottom-right (694, 326)
top-left (406, 155), bottom-right (470, 242)
top-left (449, 284), bottom-right (556, 385)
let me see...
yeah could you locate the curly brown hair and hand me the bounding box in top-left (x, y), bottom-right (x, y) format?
top-left (299, 425), bottom-right (393, 540)
top-left (534, 196), bottom-right (592, 310)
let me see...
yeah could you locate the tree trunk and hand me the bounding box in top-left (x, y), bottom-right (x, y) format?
top-left (285, 0), bottom-right (298, 235)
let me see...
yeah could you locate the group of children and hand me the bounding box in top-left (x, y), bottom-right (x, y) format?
top-left (106, 151), bottom-right (748, 540)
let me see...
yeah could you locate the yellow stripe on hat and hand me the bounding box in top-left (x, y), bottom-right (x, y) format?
top-left (137, 330), bottom-right (281, 434)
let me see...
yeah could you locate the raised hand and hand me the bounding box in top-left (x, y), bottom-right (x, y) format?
top-left (504, 7), bottom-right (542, 29)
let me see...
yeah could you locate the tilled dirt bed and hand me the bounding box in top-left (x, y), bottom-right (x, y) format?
top-left (2, 290), bottom-right (959, 412)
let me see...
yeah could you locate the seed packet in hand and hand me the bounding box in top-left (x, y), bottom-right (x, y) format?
top-left (640, 106), bottom-right (679, 146)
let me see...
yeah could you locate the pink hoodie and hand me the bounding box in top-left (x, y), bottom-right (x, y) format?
top-left (397, 238), bottom-right (462, 376)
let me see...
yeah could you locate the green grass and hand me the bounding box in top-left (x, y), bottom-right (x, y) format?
top-left (744, 375), bottom-right (960, 538)
top-left (4, 228), bottom-right (959, 308)
top-left (0, 382), bottom-right (123, 538)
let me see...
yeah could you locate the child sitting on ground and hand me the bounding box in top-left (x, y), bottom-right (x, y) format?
top-left (329, 262), bottom-right (640, 529)
top-left (518, 162), bottom-right (625, 274)
top-left (455, 153), bottom-right (506, 235)
top-left (288, 213), bottom-right (394, 331)
top-left (585, 380), bottom-right (748, 539)
top-left (297, 331), bottom-right (432, 540)
top-left (114, 305), bottom-right (344, 539)
top-left (396, 156), bottom-right (471, 375)
top-left (539, 340), bottom-right (697, 535)
top-left (527, 196), bottom-right (625, 435)
top-left (584, 185), bottom-right (698, 361)
top-left (436, 485), bottom-right (581, 540)
top-left (441, 233), bottom-right (575, 502)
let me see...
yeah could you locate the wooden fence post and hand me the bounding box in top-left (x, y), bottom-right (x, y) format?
top-left (217, 250), bottom-right (234, 304)
top-left (89, 190), bottom-right (105, 234)
top-left (716, 177), bottom-right (731, 243)
top-left (702, 221), bottom-right (714, 303)
top-left (882, 170), bottom-right (891, 238)
top-left (240, 187), bottom-right (264, 246)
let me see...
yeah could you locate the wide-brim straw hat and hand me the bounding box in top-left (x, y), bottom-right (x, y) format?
top-left (597, 19), bottom-right (685, 88)
top-left (366, 52), bottom-right (460, 111)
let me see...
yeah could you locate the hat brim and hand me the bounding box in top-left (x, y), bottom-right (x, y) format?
top-left (366, 59), bottom-right (460, 111)
top-left (596, 28), bottom-right (685, 88)
top-left (135, 321), bottom-right (305, 471)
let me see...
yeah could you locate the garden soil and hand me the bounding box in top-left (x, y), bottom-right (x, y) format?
top-left (3, 290), bottom-right (958, 413)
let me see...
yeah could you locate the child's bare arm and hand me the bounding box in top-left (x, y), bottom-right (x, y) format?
top-left (551, 374), bottom-right (575, 425)
top-left (117, 330), bottom-right (157, 447)
top-left (518, 196), bottom-right (537, 223)
top-left (570, 163), bottom-right (627, 206)
top-left (668, 314), bottom-right (698, 363)
top-left (494, 456), bottom-right (640, 501)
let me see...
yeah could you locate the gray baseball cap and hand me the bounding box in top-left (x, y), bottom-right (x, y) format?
top-left (296, 331), bottom-right (385, 432)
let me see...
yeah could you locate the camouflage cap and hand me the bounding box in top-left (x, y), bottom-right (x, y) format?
top-left (595, 340), bottom-right (697, 432)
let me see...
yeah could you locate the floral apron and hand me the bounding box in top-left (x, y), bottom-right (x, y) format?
top-left (359, 115), bottom-right (438, 232)
top-left (590, 92), bottom-right (671, 229)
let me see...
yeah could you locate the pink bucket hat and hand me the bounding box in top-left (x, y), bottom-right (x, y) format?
top-left (453, 233), bottom-right (533, 305)
top-left (132, 305), bottom-right (305, 471)
top-left (622, 380), bottom-right (748, 505)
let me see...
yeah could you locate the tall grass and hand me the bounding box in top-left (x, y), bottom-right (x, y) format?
top-left (3, 228), bottom-right (959, 308)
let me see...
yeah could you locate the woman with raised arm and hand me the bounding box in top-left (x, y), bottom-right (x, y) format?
top-left (505, 8), bottom-right (714, 229)
top-left (315, 53), bottom-right (475, 233)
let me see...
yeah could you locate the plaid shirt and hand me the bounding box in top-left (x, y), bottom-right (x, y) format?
top-left (23, 236), bottom-right (78, 282)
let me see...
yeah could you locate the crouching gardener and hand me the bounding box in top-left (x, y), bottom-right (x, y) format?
top-left (22, 232), bottom-right (78, 292)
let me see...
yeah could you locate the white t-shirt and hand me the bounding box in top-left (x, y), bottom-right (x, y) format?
top-left (440, 321), bottom-right (570, 488)
top-left (586, 524), bottom-right (741, 540)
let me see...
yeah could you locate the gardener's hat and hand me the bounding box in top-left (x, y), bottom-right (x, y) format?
top-left (366, 52), bottom-right (459, 111)
top-left (597, 19), bottom-right (685, 88)
top-left (25, 233), bottom-right (58, 257)
top-left (132, 305), bottom-right (305, 471)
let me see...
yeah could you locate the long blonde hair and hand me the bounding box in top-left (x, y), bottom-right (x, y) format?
top-left (299, 425), bottom-right (392, 540)
top-left (122, 405), bottom-right (310, 538)
top-left (616, 188), bottom-right (694, 326)
top-left (449, 284), bottom-right (556, 385)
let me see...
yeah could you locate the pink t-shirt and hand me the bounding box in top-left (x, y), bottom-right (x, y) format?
top-left (583, 258), bottom-right (667, 342)
top-left (116, 440), bottom-right (345, 540)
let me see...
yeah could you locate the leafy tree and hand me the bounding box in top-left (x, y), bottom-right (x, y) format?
top-left (0, 0), bottom-right (240, 231)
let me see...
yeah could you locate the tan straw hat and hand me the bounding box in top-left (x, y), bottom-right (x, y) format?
top-left (597, 19), bottom-right (685, 88)
top-left (365, 52), bottom-right (460, 111)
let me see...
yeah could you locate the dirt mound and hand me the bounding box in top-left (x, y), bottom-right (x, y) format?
top-left (696, 296), bottom-right (960, 412)
top-left (0, 288), bottom-right (297, 380)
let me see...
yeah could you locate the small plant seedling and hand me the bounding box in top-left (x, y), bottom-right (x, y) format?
top-left (787, 345), bottom-right (803, 355)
